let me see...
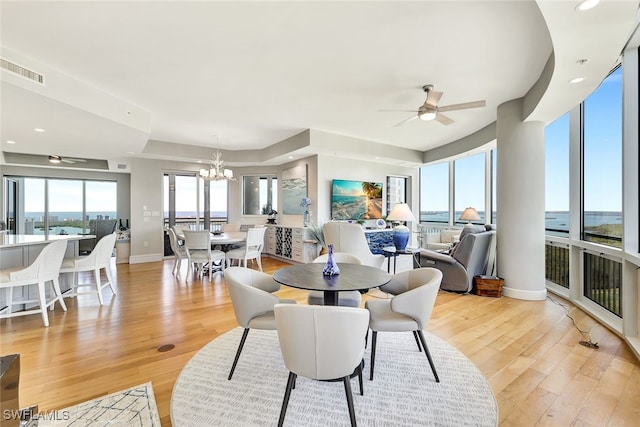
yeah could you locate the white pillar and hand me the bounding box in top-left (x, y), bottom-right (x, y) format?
top-left (496, 98), bottom-right (546, 300)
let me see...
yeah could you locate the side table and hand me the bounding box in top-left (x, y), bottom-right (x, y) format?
top-left (382, 246), bottom-right (421, 273)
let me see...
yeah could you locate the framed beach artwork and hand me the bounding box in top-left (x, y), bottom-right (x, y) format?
top-left (282, 164), bottom-right (307, 214)
top-left (331, 179), bottom-right (383, 220)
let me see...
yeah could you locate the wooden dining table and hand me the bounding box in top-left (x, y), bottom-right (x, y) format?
top-left (272, 262), bottom-right (391, 305)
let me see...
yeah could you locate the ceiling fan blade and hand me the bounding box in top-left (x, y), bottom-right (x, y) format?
top-left (61, 157), bottom-right (87, 164)
top-left (393, 115), bottom-right (419, 127)
top-left (378, 109), bottom-right (419, 113)
top-left (424, 91), bottom-right (443, 108)
top-left (438, 100), bottom-right (486, 113)
top-left (435, 113), bottom-right (455, 126)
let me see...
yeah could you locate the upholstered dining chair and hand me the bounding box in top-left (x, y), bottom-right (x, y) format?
top-left (182, 230), bottom-right (225, 279)
top-left (225, 226), bottom-right (267, 271)
top-left (307, 252), bottom-right (363, 307)
top-left (168, 228), bottom-right (188, 275)
top-left (323, 222), bottom-right (385, 268)
top-left (274, 304), bottom-right (369, 427)
top-left (365, 267), bottom-right (443, 382)
top-left (60, 232), bottom-right (117, 306)
top-left (225, 267), bottom-right (296, 380)
top-left (0, 239), bottom-right (68, 327)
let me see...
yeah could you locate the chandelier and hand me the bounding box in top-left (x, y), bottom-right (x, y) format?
top-left (199, 149), bottom-right (235, 181)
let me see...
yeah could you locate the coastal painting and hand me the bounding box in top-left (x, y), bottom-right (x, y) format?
top-left (331, 179), bottom-right (383, 220)
top-left (282, 165), bottom-right (307, 214)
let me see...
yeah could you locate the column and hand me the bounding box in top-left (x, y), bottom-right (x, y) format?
top-left (496, 98), bottom-right (546, 300)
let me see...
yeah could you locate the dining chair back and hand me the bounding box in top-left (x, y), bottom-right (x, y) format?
top-left (183, 230), bottom-right (225, 279)
top-left (274, 304), bottom-right (369, 427)
top-left (307, 252), bottom-right (363, 307)
top-left (323, 222), bottom-right (385, 268)
top-left (365, 267), bottom-right (443, 382)
top-left (168, 228), bottom-right (188, 275)
top-left (60, 232), bottom-right (117, 305)
top-left (0, 239), bottom-right (68, 327)
top-left (225, 226), bottom-right (266, 271)
top-left (225, 267), bottom-right (296, 380)
top-left (222, 223), bottom-right (241, 232)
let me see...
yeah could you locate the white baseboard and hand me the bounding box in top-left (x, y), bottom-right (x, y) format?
top-left (502, 286), bottom-right (547, 301)
top-left (129, 253), bottom-right (164, 264)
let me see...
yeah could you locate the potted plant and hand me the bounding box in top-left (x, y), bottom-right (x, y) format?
top-left (307, 225), bottom-right (326, 255)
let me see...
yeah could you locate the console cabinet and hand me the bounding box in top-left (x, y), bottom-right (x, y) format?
top-left (265, 225), bottom-right (317, 263)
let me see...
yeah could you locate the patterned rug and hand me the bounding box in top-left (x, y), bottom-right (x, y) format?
top-left (39, 382), bottom-right (160, 426)
top-left (171, 328), bottom-right (498, 426)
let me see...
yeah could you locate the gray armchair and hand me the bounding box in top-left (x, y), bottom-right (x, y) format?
top-left (419, 230), bottom-right (495, 293)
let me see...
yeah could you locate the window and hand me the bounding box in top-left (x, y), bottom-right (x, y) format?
top-left (582, 66), bottom-right (622, 247)
top-left (420, 163), bottom-right (449, 223)
top-left (15, 177), bottom-right (117, 235)
top-left (386, 176), bottom-right (407, 214)
top-left (491, 149), bottom-right (497, 224)
top-left (545, 113), bottom-right (570, 236)
top-left (242, 175), bottom-right (277, 215)
top-left (163, 173), bottom-right (229, 231)
top-left (454, 153), bottom-right (485, 225)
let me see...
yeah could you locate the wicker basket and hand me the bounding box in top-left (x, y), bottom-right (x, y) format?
top-left (473, 275), bottom-right (504, 298)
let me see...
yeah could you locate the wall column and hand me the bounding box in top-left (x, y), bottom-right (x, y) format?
top-left (496, 98), bottom-right (546, 300)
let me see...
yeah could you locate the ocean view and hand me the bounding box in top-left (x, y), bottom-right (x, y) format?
top-left (420, 211), bottom-right (622, 230)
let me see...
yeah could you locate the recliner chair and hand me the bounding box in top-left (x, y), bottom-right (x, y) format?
top-left (419, 230), bottom-right (495, 293)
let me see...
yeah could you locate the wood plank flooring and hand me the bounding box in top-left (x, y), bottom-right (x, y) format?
top-left (1, 256), bottom-right (638, 426)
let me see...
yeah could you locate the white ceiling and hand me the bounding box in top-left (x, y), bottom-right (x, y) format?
top-left (0, 1), bottom-right (638, 172)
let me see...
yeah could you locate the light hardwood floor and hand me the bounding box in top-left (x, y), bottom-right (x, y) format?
top-left (1, 256), bottom-right (639, 426)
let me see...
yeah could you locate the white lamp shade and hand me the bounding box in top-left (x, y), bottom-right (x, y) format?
top-left (387, 203), bottom-right (416, 222)
top-left (459, 207), bottom-right (480, 221)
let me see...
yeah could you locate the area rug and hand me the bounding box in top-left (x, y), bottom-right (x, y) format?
top-left (39, 382), bottom-right (160, 426)
top-left (171, 328), bottom-right (497, 426)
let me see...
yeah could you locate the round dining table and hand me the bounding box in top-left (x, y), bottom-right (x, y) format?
top-left (273, 262), bottom-right (391, 305)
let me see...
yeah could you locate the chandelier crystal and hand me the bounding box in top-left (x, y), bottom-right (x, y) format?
top-left (199, 150), bottom-right (235, 181)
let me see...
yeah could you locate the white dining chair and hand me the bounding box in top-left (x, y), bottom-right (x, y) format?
top-left (225, 267), bottom-right (296, 380)
top-left (60, 232), bottom-right (117, 305)
top-left (225, 226), bottom-right (267, 271)
top-left (0, 239), bottom-right (68, 327)
top-left (365, 267), bottom-right (443, 382)
top-left (274, 304), bottom-right (369, 427)
top-left (168, 228), bottom-right (188, 275)
top-left (183, 230), bottom-right (225, 279)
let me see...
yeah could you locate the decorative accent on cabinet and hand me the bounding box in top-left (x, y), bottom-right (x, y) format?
top-left (265, 225), bottom-right (317, 263)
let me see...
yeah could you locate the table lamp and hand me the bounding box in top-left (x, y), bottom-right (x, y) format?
top-left (459, 207), bottom-right (480, 228)
top-left (386, 203), bottom-right (416, 251)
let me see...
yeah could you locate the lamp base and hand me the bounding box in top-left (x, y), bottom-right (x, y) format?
top-left (392, 224), bottom-right (410, 251)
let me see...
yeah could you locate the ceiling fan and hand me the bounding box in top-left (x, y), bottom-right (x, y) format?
top-left (48, 155), bottom-right (87, 164)
top-left (382, 84), bottom-right (486, 127)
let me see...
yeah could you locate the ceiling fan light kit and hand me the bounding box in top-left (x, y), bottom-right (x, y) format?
top-left (384, 84), bottom-right (486, 127)
top-left (48, 155), bottom-right (62, 163)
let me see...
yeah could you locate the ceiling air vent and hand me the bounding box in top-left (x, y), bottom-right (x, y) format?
top-left (117, 163), bottom-right (127, 169)
top-left (0, 58), bottom-right (44, 84)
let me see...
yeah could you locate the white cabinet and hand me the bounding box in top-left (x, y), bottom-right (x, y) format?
top-left (265, 225), bottom-right (316, 263)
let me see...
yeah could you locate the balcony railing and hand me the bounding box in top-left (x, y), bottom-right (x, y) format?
top-left (583, 252), bottom-right (622, 317)
top-left (545, 243), bottom-right (569, 289)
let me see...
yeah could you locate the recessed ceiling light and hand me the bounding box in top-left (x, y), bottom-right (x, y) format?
top-left (288, 156), bottom-right (293, 159)
top-left (575, 0), bottom-right (599, 11)
top-left (197, 160), bottom-right (203, 163)
top-left (570, 77), bottom-right (584, 84)
top-left (6, 140), bottom-right (16, 144)
top-left (34, 128), bottom-right (46, 132)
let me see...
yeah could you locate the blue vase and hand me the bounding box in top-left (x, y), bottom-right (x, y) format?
top-left (392, 224), bottom-right (410, 251)
top-left (323, 244), bottom-right (340, 276)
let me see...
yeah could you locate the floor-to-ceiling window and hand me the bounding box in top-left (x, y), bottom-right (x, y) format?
top-left (582, 66), bottom-right (623, 248)
top-left (419, 162), bottom-right (449, 223)
top-left (545, 113), bottom-right (570, 236)
top-left (454, 153), bottom-right (485, 225)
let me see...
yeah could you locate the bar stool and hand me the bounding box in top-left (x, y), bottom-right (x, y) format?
top-left (0, 239), bottom-right (68, 327)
